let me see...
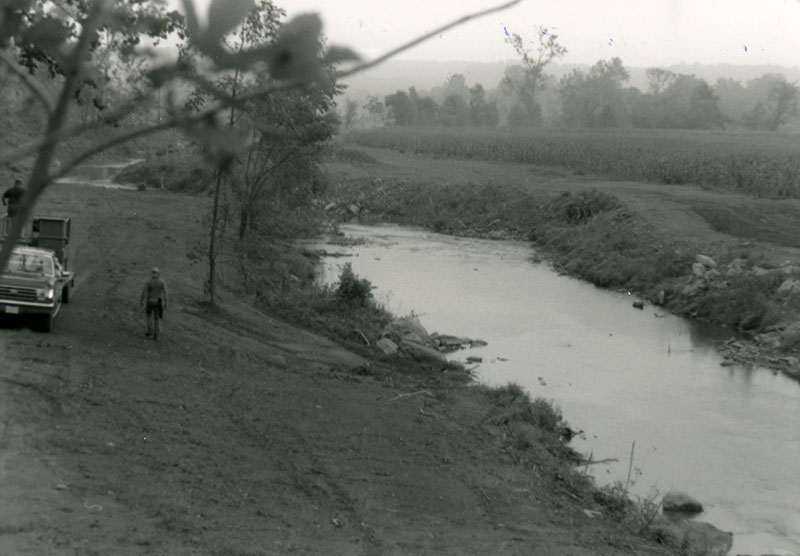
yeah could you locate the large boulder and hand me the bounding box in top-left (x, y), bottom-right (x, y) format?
top-left (384, 317), bottom-right (430, 345)
top-left (776, 278), bottom-right (800, 296)
top-left (662, 490), bottom-right (703, 513)
top-left (692, 262), bottom-right (707, 277)
top-left (695, 254), bottom-right (717, 269)
top-left (651, 517), bottom-right (732, 556)
top-left (375, 338), bottom-right (398, 355)
top-left (725, 258), bottom-right (746, 276)
top-left (401, 341), bottom-right (448, 368)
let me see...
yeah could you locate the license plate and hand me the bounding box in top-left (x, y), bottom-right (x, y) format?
top-left (5, 306), bottom-right (19, 314)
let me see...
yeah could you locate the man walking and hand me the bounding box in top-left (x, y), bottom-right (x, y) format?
top-left (2, 179), bottom-right (24, 218)
top-left (140, 267), bottom-right (168, 339)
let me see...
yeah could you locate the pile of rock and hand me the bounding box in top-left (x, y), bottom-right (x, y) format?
top-left (650, 491), bottom-right (733, 556)
top-left (682, 254), bottom-right (725, 298)
top-left (375, 316), bottom-right (487, 369)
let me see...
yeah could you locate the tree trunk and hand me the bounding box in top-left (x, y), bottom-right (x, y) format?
top-left (208, 168), bottom-right (224, 304)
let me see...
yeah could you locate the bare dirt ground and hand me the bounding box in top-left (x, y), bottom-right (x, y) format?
top-left (0, 183), bottom-right (675, 555)
top-left (328, 145), bottom-right (800, 265)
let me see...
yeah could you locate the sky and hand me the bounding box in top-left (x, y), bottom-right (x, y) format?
top-left (267, 0), bottom-right (800, 68)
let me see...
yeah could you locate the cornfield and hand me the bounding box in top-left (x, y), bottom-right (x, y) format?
top-left (346, 127), bottom-right (800, 199)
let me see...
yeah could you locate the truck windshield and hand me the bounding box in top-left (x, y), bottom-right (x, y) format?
top-left (5, 252), bottom-right (54, 277)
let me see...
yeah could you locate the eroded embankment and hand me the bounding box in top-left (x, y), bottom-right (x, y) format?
top-left (327, 174), bottom-right (800, 380)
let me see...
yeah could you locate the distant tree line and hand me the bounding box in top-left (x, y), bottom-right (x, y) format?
top-left (343, 28), bottom-right (798, 132)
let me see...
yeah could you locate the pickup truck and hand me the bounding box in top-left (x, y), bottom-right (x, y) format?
top-left (0, 246), bottom-right (73, 331)
top-left (0, 216), bottom-right (74, 332)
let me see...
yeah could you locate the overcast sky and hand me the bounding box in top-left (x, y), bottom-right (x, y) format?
top-left (268, 0), bottom-right (800, 68)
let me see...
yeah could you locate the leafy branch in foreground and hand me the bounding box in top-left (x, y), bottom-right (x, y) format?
top-left (0, 0), bottom-right (522, 286)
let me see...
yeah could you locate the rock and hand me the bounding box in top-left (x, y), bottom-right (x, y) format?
top-left (704, 269), bottom-right (721, 281)
top-left (695, 254), bottom-right (717, 269)
top-left (739, 311), bottom-right (762, 330)
top-left (725, 258), bottom-right (746, 276)
top-left (651, 517), bottom-right (732, 556)
top-left (470, 339), bottom-right (488, 348)
top-left (372, 178), bottom-right (382, 185)
top-left (401, 341), bottom-right (448, 368)
top-left (324, 202), bottom-right (337, 211)
top-left (776, 278), bottom-right (800, 296)
top-left (655, 290), bottom-right (666, 306)
top-left (466, 356), bottom-right (483, 363)
top-left (752, 265), bottom-right (769, 277)
top-left (375, 338), bottom-right (398, 355)
top-left (662, 490), bottom-right (704, 513)
top-left (436, 334), bottom-right (468, 349)
top-left (682, 280), bottom-right (706, 297)
top-left (754, 332), bottom-right (782, 349)
top-left (692, 262), bottom-right (707, 277)
top-left (385, 317), bottom-right (429, 345)
top-left (632, 300), bottom-right (644, 309)
top-left (779, 321), bottom-right (800, 349)
top-left (347, 204), bottom-right (361, 216)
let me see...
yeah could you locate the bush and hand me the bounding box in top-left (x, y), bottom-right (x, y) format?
top-left (335, 263), bottom-right (374, 306)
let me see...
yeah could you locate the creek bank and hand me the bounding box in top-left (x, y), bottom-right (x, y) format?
top-left (378, 316), bottom-right (489, 369)
top-left (326, 176), bottom-right (800, 381)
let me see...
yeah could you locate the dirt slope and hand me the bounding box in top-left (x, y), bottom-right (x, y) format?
top-left (0, 183), bottom-right (673, 555)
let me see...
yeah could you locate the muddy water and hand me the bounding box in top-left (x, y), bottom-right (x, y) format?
top-left (316, 224), bottom-right (800, 556)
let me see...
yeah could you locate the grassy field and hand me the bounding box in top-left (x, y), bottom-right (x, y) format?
top-left (346, 127), bottom-right (800, 199)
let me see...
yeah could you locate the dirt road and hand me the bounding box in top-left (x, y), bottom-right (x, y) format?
top-left (0, 183), bottom-right (673, 554)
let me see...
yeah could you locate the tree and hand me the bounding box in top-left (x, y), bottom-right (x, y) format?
top-left (0, 0), bottom-right (523, 292)
top-left (384, 89), bottom-right (416, 125)
top-left (468, 84), bottom-right (499, 126)
top-left (363, 95), bottom-right (384, 127)
top-left (558, 58), bottom-right (629, 127)
top-left (504, 25), bottom-right (566, 126)
top-left (631, 71), bottom-right (724, 129)
top-left (646, 68), bottom-right (676, 95)
top-left (229, 74), bottom-right (338, 240)
top-left (743, 75), bottom-right (798, 131)
top-left (439, 94), bottom-right (469, 126)
top-left (342, 97), bottom-right (358, 131)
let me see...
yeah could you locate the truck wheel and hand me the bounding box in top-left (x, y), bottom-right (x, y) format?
top-left (40, 312), bottom-right (54, 333)
top-left (62, 284), bottom-right (70, 304)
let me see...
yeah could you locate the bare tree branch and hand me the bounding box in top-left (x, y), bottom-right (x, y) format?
top-left (336, 0), bottom-right (522, 79)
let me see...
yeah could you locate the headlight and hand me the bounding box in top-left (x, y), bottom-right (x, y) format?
top-left (36, 288), bottom-right (55, 301)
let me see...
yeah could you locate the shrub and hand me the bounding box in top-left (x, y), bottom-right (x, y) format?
top-left (336, 263), bottom-right (374, 306)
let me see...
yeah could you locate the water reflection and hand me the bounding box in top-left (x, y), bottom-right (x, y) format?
top-left (315, 224), bottom-right (800, 556)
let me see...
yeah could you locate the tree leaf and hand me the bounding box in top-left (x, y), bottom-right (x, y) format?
top-left (206, 0), bottom-right (253, 42)
top-left (322, 45), bottom-right (360, 66)
top-left (21, 17), bottom-right (71, 56)
top-left (267, 13), bottom-right (323, 83)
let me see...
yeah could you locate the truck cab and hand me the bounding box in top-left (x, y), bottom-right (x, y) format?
top-left (0, 215), bottom-right (75, 332)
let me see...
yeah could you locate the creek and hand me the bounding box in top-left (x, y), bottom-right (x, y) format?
top-left (316, 224), bottom-right (800, 556)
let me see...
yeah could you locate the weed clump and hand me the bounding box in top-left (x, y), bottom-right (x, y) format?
top-left (335, 263), bottom-right (374, 306)
top-left (485, 383), bottom-right (563, 434)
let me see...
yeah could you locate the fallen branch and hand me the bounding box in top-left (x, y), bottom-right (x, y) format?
top-left (355, 329), bottom-right (370, 346)
top-left (387, 390), bottom-right (433, 402)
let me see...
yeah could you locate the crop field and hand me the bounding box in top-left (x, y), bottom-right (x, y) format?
top-left (346, 127), bottom-right (800, 199)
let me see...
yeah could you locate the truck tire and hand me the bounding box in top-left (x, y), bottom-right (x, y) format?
top-left (40, 312), bottom-right (55, 332)
top-left (63, 284), bottom-right (70, 304)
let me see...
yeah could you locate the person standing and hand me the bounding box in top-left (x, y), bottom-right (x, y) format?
top-left (2, 179), bottom-right (24, 218)
top-left (140, 267), bottom-right (168, 339)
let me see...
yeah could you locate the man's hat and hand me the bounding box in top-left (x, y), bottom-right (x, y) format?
top-left (152, 267), bottom-right (160, 274)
